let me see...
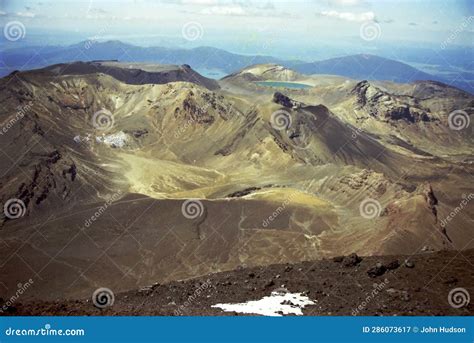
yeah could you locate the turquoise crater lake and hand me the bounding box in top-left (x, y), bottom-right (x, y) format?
top-left (255, 81), bottom-right (313, 89)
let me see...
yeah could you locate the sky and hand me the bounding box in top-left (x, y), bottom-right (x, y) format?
top-left (0, 0), bottom-right (473, 59)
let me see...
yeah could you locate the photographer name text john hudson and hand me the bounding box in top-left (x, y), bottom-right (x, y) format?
top-left (421, 327), bottom-right (466, 333)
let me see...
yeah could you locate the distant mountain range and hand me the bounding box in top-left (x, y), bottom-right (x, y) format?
top-left (291, 54), bottom-right (437, 85)
top-left (1, 40), bottom-right (471, 93)
top-left (0, 40), bottom-right (284, 77)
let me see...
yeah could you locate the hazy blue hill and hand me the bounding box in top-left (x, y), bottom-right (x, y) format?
top-left (0, 41), bottom-right (283, 76)
top-left (1, 41), bottom-right (471, 93)
top-left (290, 53), bottom-right (472, 93)
top-left (291, 54), bottom-right (439, 83)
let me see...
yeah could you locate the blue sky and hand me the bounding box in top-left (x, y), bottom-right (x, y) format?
top-left (0, 0), bottom-right (472, 58)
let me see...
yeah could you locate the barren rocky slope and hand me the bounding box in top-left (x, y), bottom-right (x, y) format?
top-left (43, 61), bottom-right (220, 89)
top-left (0, 62), bottom-right (472, 303)
top-left (6, 249), bottom-right (474, 316)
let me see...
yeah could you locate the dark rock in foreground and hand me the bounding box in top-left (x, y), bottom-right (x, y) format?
top-left (4, 249), bottom-right (473, 317)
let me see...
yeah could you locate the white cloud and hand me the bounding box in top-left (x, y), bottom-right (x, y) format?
top-left (16, 12), bottom-right (36, 18)
top-left (166, 0), bottom-right (277, 17)
top-left (0, 11), bottom-right (7, 16)
top-left (89, 8), bottom-right (108, 15)
top-left (182, 0), bottom-right (219, 4)
top-left (200, 5), bottom-right (247, 16)
top-left (166, 0), bottom-right (220, 5)
top-left (318, 10), bottom-right (375, 22)
top-left (327, 0), bottom-right (365, 6)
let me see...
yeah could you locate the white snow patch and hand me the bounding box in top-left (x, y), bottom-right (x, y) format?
top-left (96, 131), bottom-right (129, 148)
top-left (212, 290), bottom-right (315, 316)
top-left (73, 133), bottom-right (92, 144)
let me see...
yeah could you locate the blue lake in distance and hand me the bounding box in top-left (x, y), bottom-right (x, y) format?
top-left (255, 81), bottom-right (313, 89)
top-left (195, 68), bottom-right (228, 79)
